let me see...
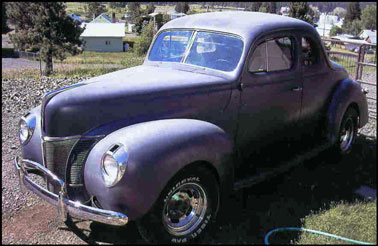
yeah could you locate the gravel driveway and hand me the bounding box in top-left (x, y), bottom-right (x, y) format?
top-left (2, 76), bottom-right (376, 244)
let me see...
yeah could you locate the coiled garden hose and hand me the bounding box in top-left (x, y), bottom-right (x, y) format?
top-left (264, 227), bottom-right (375, 245)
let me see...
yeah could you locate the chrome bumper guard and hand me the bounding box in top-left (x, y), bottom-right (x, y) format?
top-left (14, 157), bottom-right (128, 226)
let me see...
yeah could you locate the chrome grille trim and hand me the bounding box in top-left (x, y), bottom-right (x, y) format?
top-left (66, 138), bottom-right (100, 202)
top-left (43, 137), bottom-right (79, 193)
top-left (41, 135), bottom-right (104, 195)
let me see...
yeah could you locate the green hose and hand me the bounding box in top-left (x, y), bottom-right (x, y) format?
top-left (264, 227), bottom-right (375, 245)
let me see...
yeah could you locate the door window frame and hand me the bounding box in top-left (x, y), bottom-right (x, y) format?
top-left (248, 36), bottom-right (296, 74)
top-left (242, 30), bottom-right (300, 81)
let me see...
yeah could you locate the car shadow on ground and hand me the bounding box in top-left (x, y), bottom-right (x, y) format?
top-left (62, 134), bottom-right (376, 244)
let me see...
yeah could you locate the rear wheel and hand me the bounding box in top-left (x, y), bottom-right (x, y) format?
top-left (136, 166), bottom-right (219, 244)
top-left (331, 107), bottom-right (359, 157)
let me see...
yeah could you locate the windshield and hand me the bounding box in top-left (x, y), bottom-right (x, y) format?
top-left (148, 30), bottom-right (244, 72)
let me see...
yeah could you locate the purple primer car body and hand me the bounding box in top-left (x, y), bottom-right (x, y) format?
top-left (15, 12), bottom-right (368, 243)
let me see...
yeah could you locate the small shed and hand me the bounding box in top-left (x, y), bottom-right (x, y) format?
top-left (91, 13), bottom-right (113, 23)
top-left (80, 23), bottom-right (125, 52)
top-left (167, 10), bottom-right (186, 20)
top-left (359, 30), bottom-right (377, 45)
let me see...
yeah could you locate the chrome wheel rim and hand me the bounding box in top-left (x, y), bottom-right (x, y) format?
top-left (339, 118), bottom-right (354, 152)
top-left (162, 182), bottom-right (207, 236)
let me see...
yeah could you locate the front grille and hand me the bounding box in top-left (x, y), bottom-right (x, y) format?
top-left (66, 138), bottom-right (98, 202)
top-left (43, 138), bottom-right (79, 193)
top-left (67, 139), bottom-right (97, 185)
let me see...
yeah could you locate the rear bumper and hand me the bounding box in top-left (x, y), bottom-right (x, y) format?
top-left (14, 156), bottom-right (128, 226)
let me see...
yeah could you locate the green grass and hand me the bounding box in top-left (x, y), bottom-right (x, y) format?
top-left (65, 2), bottom-right (87, 16)
top-left (123, 36), bottom-right (138, 43)
top-left (54, 51), bottom-right (145, 67)
top-left (3, 52), bottom-right (145, 80)
top-left (295, 200), bottom-right (377, 244)
top-left (329, 56), bottom-right (377, 74)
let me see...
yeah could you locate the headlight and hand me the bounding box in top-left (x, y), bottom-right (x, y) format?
top-left (101, 144), bottom-right (128, 187)
top-left (19, 114), bottom-right (36, 145)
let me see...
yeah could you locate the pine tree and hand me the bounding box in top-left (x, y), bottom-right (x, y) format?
top-left (175, 3), bottom-right (190, 14)
top-left (345, 2), bottom-right (361, 24)
top-left (127, 2), bottom-right (141, 23)
top-left (269, 2), bottom-right (277, 14)
top-left (246, 2), bottom-right (262, 12)
top-left (361, 5), bottom-right (376, 30)
top-left (86, 2), bottom-right (106, 20)
top-left (288, 2), bottom-right (314, 25)
top-left (146, 2), bottom-right (156, 14)
top-left (343, 2), bottom-right (362, 35)
top-left (6, 2), bottom-right (84, 75)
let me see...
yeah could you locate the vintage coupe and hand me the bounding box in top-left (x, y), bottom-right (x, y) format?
top-left (15, 12), bottom-right (368, 243)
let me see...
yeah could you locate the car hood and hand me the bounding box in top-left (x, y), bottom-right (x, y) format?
top-left (43, 64), bottom-right (233, 137)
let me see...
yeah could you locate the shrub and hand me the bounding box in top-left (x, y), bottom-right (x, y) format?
top-left (329, 26), bottom-right (343, 37)
top-left (134, 22), bottom-right (154, 56)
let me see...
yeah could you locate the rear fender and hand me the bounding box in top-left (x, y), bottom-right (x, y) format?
top-left (84, 119), bottom-right (233, 220)
top-left (327, 78), bottom-right (368, 144)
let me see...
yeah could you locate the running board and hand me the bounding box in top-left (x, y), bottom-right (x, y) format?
top-left (233, 142), bottom-right (332, 191)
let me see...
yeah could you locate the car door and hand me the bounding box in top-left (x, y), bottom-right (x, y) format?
top-left (236, 33), bottom-right (302, 163)
top-left (299, 34), bottom-right (334, 133)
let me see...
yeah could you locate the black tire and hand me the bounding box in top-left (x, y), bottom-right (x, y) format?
top-left (330, 107), bottom-right (359, 158)
top-left (136, 166), bottom-right (219, 244)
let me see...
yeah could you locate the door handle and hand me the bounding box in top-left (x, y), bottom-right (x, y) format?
top-left (291, 87), bottom-right (302, 92)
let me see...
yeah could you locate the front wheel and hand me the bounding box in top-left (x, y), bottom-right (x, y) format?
top-left (137, 166), bottom-right (219, 244)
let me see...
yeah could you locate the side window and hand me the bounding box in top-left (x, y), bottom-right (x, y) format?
top-left (248, 36), bottom-right (294, 73)
top-left (267, 37), bottom-right (293, 71)
top-left (248, 42), bottom-right (267, 72)
top-left (302, 37), bottom-right (320, 66)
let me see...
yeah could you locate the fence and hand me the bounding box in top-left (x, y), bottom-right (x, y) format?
top-left (15, 50), bottom-right (43, 76)
top-left (17, 50), bottom-right (39, 60)
top-left (322, 38), bottom-right (377, 120)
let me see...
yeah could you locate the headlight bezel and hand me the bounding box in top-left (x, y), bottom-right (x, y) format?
top-left (101, 143), bottom-right (128, 188)
top-left (19, 114), bottom-right (36, 145)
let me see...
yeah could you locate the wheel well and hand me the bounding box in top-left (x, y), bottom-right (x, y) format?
top-left (180, 160), bottom-right (220, 185)
top-left (347, 102), bottom-right (360, 126)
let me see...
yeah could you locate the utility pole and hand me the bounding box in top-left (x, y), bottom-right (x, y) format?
top-left (323, 12), bottom-right (328, 37)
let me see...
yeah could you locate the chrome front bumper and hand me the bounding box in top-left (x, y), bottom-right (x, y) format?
top-left (14, 157), bottom-right (128, 226)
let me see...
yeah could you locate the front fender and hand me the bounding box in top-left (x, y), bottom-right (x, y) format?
top-left (327, 78), bottom-right (369, 144)
top-left (84, 119), bottom-right (233, 220)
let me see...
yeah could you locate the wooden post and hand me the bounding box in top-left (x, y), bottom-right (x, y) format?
top-left (359, 45), bottom-right (366, 81)
top-left (355, 45), bottom-right (362, 80)
top-left (39, 51), bottom-right (42, 77)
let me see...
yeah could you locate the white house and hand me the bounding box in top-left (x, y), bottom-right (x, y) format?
top-left (280, 7), bottom-right (290, 16)
top-left (359, 30), bottom-right (377, 45)
top-left (316, 13), bottom-right (343, 37)
top-left (80, 23), bottom-right (125, 52)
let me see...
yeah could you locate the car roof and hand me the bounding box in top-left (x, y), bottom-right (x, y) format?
top-left (160, 11), bottom-right (316, 41)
